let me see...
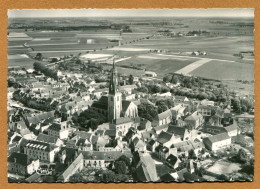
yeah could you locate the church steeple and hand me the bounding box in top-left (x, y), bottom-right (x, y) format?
top-left (109, 58), bottom-right (119, 95)
top-left (108, 58), bottom-right (122, 123)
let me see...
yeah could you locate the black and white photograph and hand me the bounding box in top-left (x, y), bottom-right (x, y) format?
top-left (7, 9), bottom-right (254, 183)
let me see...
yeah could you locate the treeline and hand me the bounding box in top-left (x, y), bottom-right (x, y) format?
top-left (186, 30), bottom-right (210, 36)
top-left (33, 62), bottom-right (58, 80)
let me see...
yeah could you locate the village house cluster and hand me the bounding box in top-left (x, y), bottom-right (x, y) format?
top-left (7, 58), bottom-right (253, 183)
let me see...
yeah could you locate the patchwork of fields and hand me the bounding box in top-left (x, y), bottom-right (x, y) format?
top-left (7, 28), bottom-right (254, 81)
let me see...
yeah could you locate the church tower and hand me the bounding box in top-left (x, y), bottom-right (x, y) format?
top-left (108, 59), bottom-right (122, 123)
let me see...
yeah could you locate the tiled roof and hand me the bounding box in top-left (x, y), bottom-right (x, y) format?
top-left (167, 126), bottom-right (187, 137)
top-left (224, 124), bottom-right (238, 132)
top-left (157, 131), bottom-right (173, 144)
top-left (81, 150), bottom-right (132, 161)
top-left (166, 154), bottom-right (178, 165)
top-left (25, 140), bottom-right (57, 152)
top-left (184, 111), bottom-right (202, 121)
top-left (12, 135), bottom-right (22, 143)
top-left (153, 124), bottom-right (169, 131)
top-left (75, 131), bottom-right (92, 140)
top-left (36, 133), bottom-right (59, 144)
top-left (113, 117), bottom-right (133, 125)
top-left (122, 100), bottom-right (132, 112)
top-left (204, 133), bottom-right (230, 144)
top-left (104, 129), bottom-right (116, 137)
top-left (157, 109), bottom-right (172, 120)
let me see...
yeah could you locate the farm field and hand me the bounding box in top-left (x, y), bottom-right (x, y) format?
top-left (116, 54), bottom-right (196, 76)
top-left (122, 36), bottom-right (254, 63)
top-left (190, 60), bottom-right (254, 81)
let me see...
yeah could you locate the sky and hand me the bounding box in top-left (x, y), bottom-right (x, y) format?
top-left (8, 9), bottom-right (254, 18)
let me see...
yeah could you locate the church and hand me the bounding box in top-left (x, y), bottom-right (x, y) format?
top-left (91, 59), bottom-right (138, 123)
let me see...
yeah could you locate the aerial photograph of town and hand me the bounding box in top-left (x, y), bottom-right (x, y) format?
top-left (7, 9), bottom-right (254, 183)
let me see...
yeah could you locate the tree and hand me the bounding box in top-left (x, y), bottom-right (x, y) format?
top-left (117, 155), bottom-right (131, 167)
top-left (69, 173), bottom-right (84, 182)
top-left (136, 86), bottom-right (148, 93)
top-left (128, 74), bottom-right (134, 85)
top-left (231, 98), bottom-right (241, 112)
top-left (138, 102), bottom-right (158, 122)
top-left (35, 53), bottom-right (42, 60)
top-left (151, 85), bottom-right (161, 93)
top-left (102, 170), bottom-right (115, 182)
top-left (114, 161), bottom-right (127, 174)
top-left (171, 75), bottom-right (179, 84)
top-left (237, 149), bottom-right (249, 163)
top-left (241, 105), bottom-right (248, 112)
top-left (161, 86), bottom-right (170, 93)
top-left (163, 75), bottom-right (171, 83)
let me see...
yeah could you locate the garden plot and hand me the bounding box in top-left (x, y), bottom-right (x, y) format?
top-left (207, 160), bottom-right (241, 175)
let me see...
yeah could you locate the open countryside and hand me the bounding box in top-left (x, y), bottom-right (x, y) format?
top-left (7, 9), bottom-right (254, 183)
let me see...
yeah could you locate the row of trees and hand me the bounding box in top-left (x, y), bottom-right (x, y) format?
top-left (33, 62), bottom-right (58, 80)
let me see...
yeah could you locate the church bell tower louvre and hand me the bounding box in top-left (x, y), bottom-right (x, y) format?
top-left (108, 59), bottom-right (122, 123)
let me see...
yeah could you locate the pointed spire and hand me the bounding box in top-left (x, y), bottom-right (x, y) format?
top-left (113, 58), bottom-right (115, 69)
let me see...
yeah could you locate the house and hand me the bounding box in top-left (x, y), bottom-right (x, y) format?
top-left (136, 153), bottom-right (159, 182)
top-left (201, 99), bottom-right (214, 106)
top-left (81, 150), bottom-right (132, 168)
top-left (184, 111), bottom-right (204, 129)
top-left (132, 137), bottom-right (146, 152)
top-left (145, 71), bottom-right (157, 77)
top-left (170, 168), bottom-right (188, 182)
top-left (174, 96), bottom-right (189, 104)
top-left (224, 122), bottom-right (239, 137)
top-left (25, 172), bottom-right (43, 183)
top-left (47, 122), bottom-right (70, 140)
top-left (203, 133), bottom-right (231, 151)
top-left (197, 105), bottom-right (214, 117)
top-left (8, 152), bottom-right (40, 176)
top-left (138, 119), bottom-right (152, 131)
top-left (203, 125), bottom-right (227, 135)
top-left (167, 125), bottom-right (190, 141)
top-left (153, 124), bottom-right (169, 135)
top-left (157, 131), bottom-right (179, 148)
top-left (119, 85), bottom-right (137, 94)
top-left (36, 133), bottom-right (64, 146)
top-left (153, 109), bottom-right (172, 127)
top-left (146, 139), bottom-right (159, 152)
top-left (57, 153), bottom-right (84, 182)
top-left (170, 104), bottom-right (186, 120)
top-left (76, 138), bottom-right (93, 151)
top-left (110, 117), bottom-right (134, 138)
top-left (165, 154), bottom-right (180, 169)
top-left (24, 140), bottom-right (60, 163)
top-left (160, 173), bottom-right (176, 182)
